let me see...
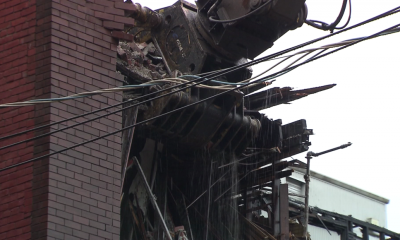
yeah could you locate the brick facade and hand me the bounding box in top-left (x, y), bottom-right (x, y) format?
top-left (0, 0), bottom-right (37, 239)
top-left (0, 0), bottom-right (136, 239)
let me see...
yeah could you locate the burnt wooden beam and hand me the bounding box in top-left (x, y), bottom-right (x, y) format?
top-left (244, 84), bottom-right (336, 111)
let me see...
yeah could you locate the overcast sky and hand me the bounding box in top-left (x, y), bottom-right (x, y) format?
top-left (139, 0), bottom-right (400, 233)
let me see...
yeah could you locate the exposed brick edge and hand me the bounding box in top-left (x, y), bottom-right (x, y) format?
top-left (31, 0), bottom-right (53, 239)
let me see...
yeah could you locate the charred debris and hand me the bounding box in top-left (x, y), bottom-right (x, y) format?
top-left (113, 1), bottom-right (398, 240)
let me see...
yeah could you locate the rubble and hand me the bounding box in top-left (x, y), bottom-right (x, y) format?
top-left (117, 41), bottom-right (168, 83)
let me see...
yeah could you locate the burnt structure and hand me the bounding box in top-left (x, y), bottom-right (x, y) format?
top-left (116, 1), bottom-right (396, 240)
top-left (118, 1), bottom-right (325, 239)
top-left (0, 1), bottom-right (398, 239)
top-left (289, 202), bottom-right (400, 240)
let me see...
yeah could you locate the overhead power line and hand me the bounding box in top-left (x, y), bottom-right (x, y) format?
top-left (1, 22), bottom-right (398, 173)
top-left (0, 79), bottom-right (263, 108)
top-left (0, 83), bottom-right (158, 108)
top-left (0, 76), bottom-right (272, 152)
top-left (0, 6), bottom-right (398, 154)
top-left (248, 25), bottom-right (400, 81)
top-left (1, 24), bottom-right (396, 152)
top-left (1, 5), bottom-right (397, 145)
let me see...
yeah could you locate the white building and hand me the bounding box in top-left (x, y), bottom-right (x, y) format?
top-left (284, 167), bottom-right (389, 240)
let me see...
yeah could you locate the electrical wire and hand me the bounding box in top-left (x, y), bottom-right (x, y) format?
top-left (1, 23), bottom-right (398, 173)
top-left (0, 74), bottom-right (277, 152)
top-left (0, 77), bottom-right (263, 141)
top-left (0, 6), bottom-right (398, 148)
top-left (305, 0), bottom-right (349, 32)
top-left (1, 14), bottom-right (399, 155)
top-left (245, 24), bottom-right (400, 82)
top-left (240, 55), bottom-right (296, 83)
top-left (0, 78), bottom-right (265, 108)
top-left (335, 0), bottom-right (352, 30)
top-left (0, 79), bottom-right (254, 141)
top-left (204, 6), bottom-right (399, 80)
top-left (174, 76), bottom-right (272, 89)
top-left (208, 0), bottom-right (272, 24)
top-left (0, 83), bottom-right (159, 107)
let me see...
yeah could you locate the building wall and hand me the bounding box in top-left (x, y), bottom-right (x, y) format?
top-left (308, 225), bottom-right (341, 240)
top-left (288, 171), bottom-right (387, 228)
top-left (0, 0), bottom-right (38, 239)
top-left (0, 0), bottom-right (137, 239)
top-left (285, 170), bottom-right (388, 239)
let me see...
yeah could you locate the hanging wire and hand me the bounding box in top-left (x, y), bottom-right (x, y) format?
top-left (335, 0), bottom-right (352, 30)
top-left (305, 0), bottom-right (350, 32)
top-left (0, 7), bottom-right (398, 153)
top-left (2, 3), bottom-right (386, 142)
top-left (1, 22), bottom-right (399, 173)
top-left (1, 20), bottom-right (398, 154)
top-left (0, 78), bottom-right (266, 108)
top-left (247, 23), bottom-right (399, 82)
top-left (0, 83), bottom-right (159, 107)
top-left (201, 6), bottom-right (399, 81)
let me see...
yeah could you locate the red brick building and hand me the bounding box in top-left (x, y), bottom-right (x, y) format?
top-left (0, 0), bottom-right (137, 239)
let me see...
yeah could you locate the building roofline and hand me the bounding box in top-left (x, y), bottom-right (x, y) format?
top-left (290, 167), bottom-right (390, 204)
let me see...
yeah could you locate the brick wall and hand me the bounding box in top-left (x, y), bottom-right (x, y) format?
top-left (0, 0), bottom-right (37, 239)
top-left (1, 0), bottom-right (136, 239)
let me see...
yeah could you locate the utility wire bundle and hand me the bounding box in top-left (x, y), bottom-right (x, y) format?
top-left (0, 6), bottom-right (399, 172)
top-left (306, 0), bottom-right (352, 32)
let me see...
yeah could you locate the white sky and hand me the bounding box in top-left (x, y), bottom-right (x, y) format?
top-left (141, 0), bottom-right (400, 233)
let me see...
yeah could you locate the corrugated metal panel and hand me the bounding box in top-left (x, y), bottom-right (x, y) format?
top-left (288, 179), bottom-right (302, 194)
top-left (308, 225), bottom-right (340, 240)
top-left (287, 178), bottom-right (304, 202)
